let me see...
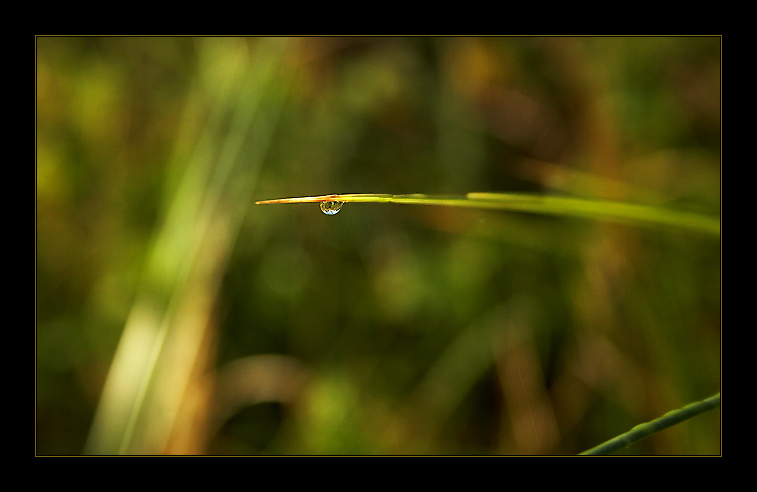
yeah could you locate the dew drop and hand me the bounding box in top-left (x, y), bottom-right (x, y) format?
top-left (320, 201), bottom-right (343, 215)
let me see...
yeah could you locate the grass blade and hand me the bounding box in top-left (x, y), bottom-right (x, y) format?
top-left (256, 193), bottom-right (720, 236)
top-left (579, 393), bottom-right (721, 455)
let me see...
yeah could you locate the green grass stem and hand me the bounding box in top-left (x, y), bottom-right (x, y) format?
top-left (256, 193), bottom-right (720, 236)
top-left (579, 393), bottom-right (721, 455)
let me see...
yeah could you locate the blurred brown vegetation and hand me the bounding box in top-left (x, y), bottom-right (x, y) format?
top-left (36, 36), bottom-right (720, 455)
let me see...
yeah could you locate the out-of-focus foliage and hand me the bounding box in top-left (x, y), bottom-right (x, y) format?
top-left (36, 36), bottom-right (720, 455)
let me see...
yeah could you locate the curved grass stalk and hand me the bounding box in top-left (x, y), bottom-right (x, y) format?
top-left (256, 193), bottom-right (720, 236)
top-left (579, 393), bottom-right (721, 455)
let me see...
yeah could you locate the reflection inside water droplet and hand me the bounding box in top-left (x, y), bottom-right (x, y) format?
top-left (320, 201), bottom-right (343, 215)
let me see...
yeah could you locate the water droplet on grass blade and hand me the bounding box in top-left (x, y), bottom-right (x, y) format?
top-left (320, 201), bottom-right (343, 215)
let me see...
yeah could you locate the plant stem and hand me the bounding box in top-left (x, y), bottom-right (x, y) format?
top-left (579, 393), bottom-right (721, 455)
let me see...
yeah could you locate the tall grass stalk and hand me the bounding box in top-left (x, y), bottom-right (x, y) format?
top-left (85, 38), bottom-right (293, 454)
top-left (580, 393), bottom-right (721, 455)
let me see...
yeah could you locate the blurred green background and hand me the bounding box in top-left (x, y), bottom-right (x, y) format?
top-left (36, 36), bottom-right (720, 455)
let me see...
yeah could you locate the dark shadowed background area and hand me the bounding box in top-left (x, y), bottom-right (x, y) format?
top-left (36, 36), bottom-right (720, 455)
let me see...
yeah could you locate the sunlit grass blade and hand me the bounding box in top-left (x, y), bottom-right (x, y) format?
top-left (255, 194), bottom-right (393, 204)
top-left (86, 38), bottom-right (293, 455)
top-left (579, 393), bottom-right (721, 455)
top-left (256, 193), bottom-right (720, 236)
